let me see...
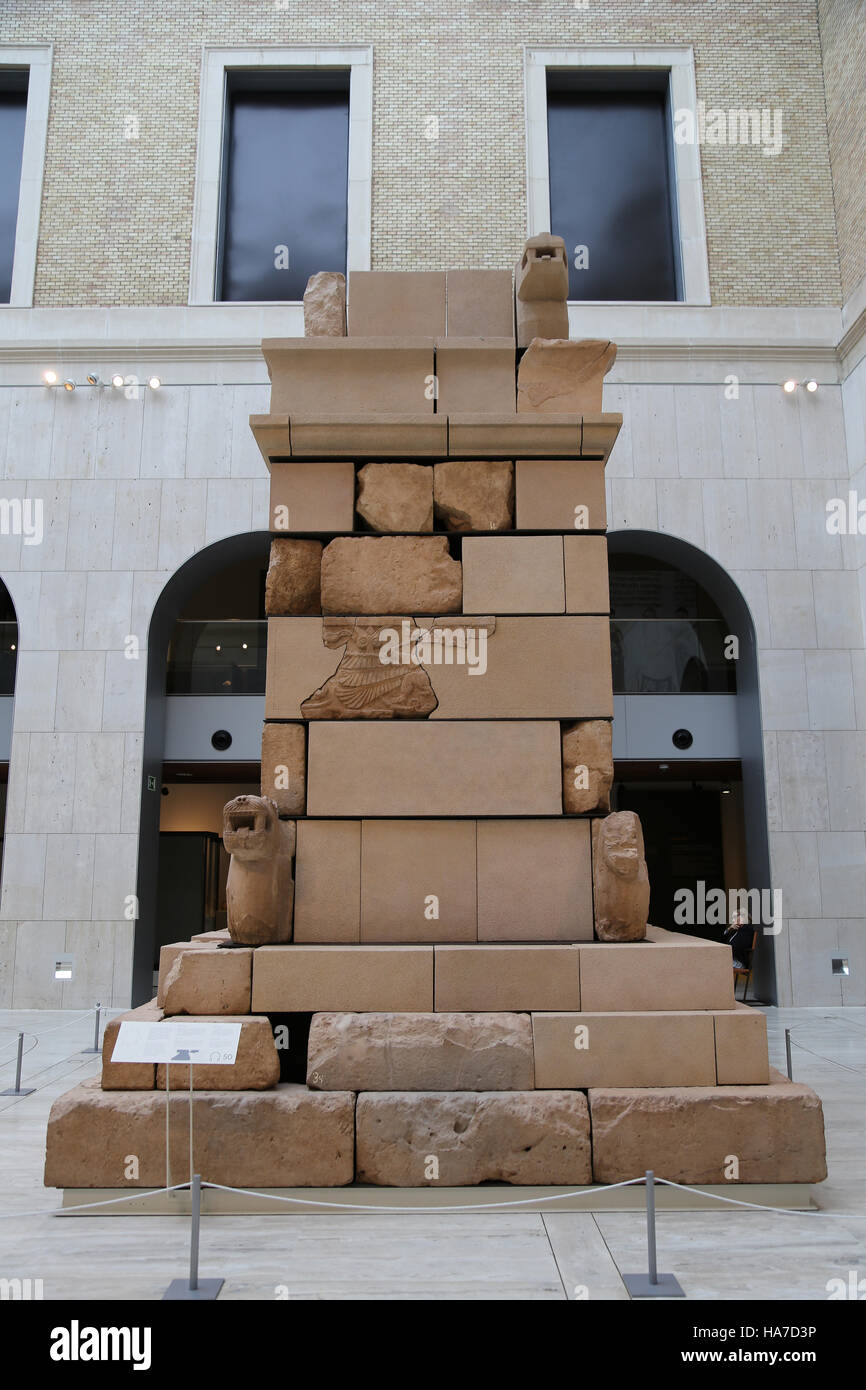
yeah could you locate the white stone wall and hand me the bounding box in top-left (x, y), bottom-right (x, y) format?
top-left (0, 302), bottom-right (863, 1008)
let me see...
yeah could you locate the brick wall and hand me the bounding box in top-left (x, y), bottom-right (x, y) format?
top-left (818, 0), bottom-right (866, 303)
top-left (0, 0), bottom-right (843, 307)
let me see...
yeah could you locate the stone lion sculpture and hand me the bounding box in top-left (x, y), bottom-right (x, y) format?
top-left (223, 794), bottom-right (295, 945)
top-left (592, 810), bottom-right (650, 942)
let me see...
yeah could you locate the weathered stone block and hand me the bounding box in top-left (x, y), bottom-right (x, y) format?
top-left (356, 1091), bottom-right (592, 1186)
top-left (435, 944), bottom-right (581, 1012)
top-left (356, 462), bottom-right (433, 533)
top-left (517, 339), bottom-right (616, 414)
top-left (306, 720), bottom-right (562, 816)
top-left (224, 795), bottom-right (295, 945)
top-left (252, 944), bottom-right (434, 1013)
top-left (476, 819), bottom-right (593, 941)
top-left (101, 1001), bottom-right (162, 1090)
top-left (44, 1079), bottom-right (355, 1188)
top-left (589, 1069), bottom-right (827, 1184)
top-left (432, 459), bottom-right (514, 531)
top-left (307, 1012), bottom-right (534, 1091)
top-left (320, 536), bottom-right (462, 615)
top-left (156, 1016), bottom-right (280, 1090)
top-left (260, 723), bottom-right (306, 815)
top-left (162, 946), bottom-right (252, 1016)
top-left (532, 1011), bottom-right (717, 1088)
top-left (303, 271), bottom-right (346, 336)
top-left (562, 720), bottom-right (613, 814)
top-left (156, 940), bottom-right (212, 1008)
top-left (265, 537), bottom-right (322, 616)
top-left (592, 811), bottom-right (650, 942)
top-left (294, 820), bottom-right (361, 943)
top-left (461, 535), bottom-right (565, 613)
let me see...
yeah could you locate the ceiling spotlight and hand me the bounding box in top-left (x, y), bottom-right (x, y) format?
top-left (805, 379), bottom-right (818, 392)
top-left (86, 373), bottom-right (100, 386)
top-left (721, 785), bottom-right (732, 795)
top-left (148, 376), bottom-right (161, 390)
top-left (42, 369), bottom-right (57, 385)
top-left (111, 374), bottom-right (125, 389)
top-left (783, 379), bottom-right (797, 393)
top-left (63, 379), bottom-right (75, 392)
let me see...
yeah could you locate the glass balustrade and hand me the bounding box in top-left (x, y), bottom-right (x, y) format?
top-left (164, 616), bottom-right (737, 697)
top-left (166, 620), bottom-right (266, 694)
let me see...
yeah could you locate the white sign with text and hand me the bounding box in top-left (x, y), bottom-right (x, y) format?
top-left (110, 1021), bottom-right (242, 1066)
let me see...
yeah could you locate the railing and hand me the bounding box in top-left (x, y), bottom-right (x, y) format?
top-left (0, 621), bottom-right (18, 695)
top-left (166, 620), bottom-right (266, 695)
top-left (611, 618), bottom-right (736, 695)
top-left (164, 617), bottom-right (737, 697)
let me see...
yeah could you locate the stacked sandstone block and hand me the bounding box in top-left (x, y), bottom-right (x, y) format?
top-left (44, 244), bottom-right (827, 1192)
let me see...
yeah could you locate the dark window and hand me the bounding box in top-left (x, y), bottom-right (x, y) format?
top-left (547, 72), bottom-right (680, 301)
top-left (217, 71), bottom-right (349, 302)
top-left (0, 72), bottom-right (29, 304)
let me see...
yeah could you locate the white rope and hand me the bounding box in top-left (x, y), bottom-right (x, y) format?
top-left (0, 1183), bottom-right (193, 1220)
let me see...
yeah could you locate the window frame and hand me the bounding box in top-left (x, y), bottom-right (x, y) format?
top-left (0, 44), bottom-right (52, 309)
top-left (189, 45), bottom-right (372, 307)
top-left (524, 46), bottom-right (710, 307)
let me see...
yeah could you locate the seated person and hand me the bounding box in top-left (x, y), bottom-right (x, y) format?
top-left (724, 911), bottom-right (754, 970)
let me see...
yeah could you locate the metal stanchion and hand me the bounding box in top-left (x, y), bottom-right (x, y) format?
top-left (1, 1033), bottom-right (36, 1096)
top-left (163, 1174), bottom-right (223, 1301)
top-left (622, 1171), bottom-right (685, 1298)
top-left (81, 1003), bottom-right (102, 1054)
top-left (785, 1028), bottom-right (794, 1080)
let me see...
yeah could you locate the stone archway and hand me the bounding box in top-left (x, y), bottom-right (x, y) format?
top-left (607, 529), bottom-right (776, 1002)
top-left (131, 532), bottom-right (270, 1005)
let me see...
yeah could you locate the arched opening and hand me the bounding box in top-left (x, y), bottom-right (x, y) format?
top-left (132, 533), bottom-right (270, 1005)
top-left (0, 578), bottom-right (19, 879)
top-left (607, 530), bottom-right (776, 1002)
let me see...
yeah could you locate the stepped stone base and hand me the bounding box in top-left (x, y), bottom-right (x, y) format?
top-left (307, 1012), bottom-right (534, 1091)
top-left (589, 1069), bottom-right (827, 1184)
top-left (44, 1079), bottom-right (354, 1189)
top-left (355, 1090), bottom-right (592, 1186)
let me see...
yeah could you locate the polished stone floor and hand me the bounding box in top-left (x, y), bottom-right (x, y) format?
top-left (0, 1005), bottom-right (863, 1300)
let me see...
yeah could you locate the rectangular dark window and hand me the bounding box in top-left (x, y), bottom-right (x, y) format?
top-left (0, 71), bottom-right (29, 304)
top-left (547, 72), bottom-right (680, 302)
top-left (217, 70), bottom-right (349, 302)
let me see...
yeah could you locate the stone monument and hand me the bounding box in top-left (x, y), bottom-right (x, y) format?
top-left (44, 247), bottom-right (827, 1193)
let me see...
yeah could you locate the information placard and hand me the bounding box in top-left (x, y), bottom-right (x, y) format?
top-left (110, 1021), bottom-right (242, 1065)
